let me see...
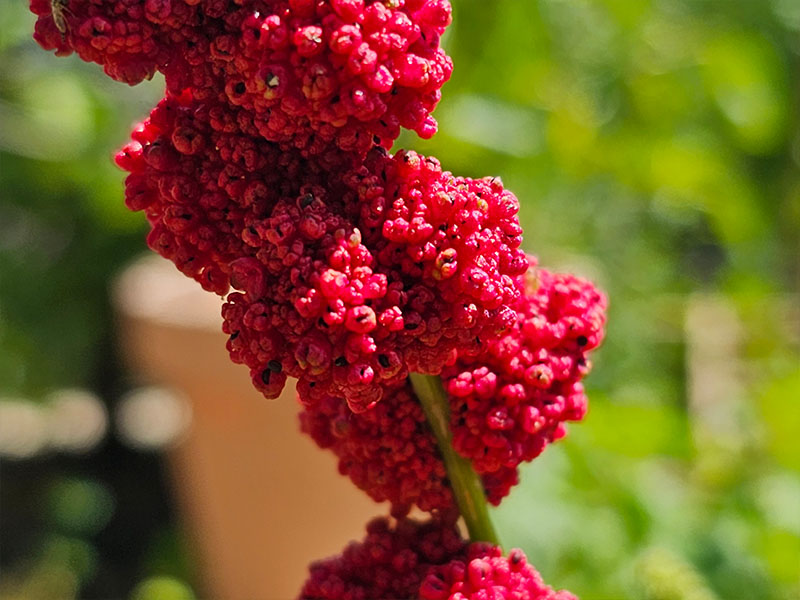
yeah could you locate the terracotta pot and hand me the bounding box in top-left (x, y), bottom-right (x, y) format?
top-left (114, 255), bottom-right (381, 600)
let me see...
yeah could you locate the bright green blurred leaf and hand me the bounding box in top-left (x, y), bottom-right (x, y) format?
top-left (0, 75), bottom-right (94, 160)
top-left (758, 367), bottom-right (800, 472)
top-left (582, 395), bottom-right (689, 458)
top-left (130, 577), bottom-right (195, 600)
top-left (701, 31), bottom-right (789, 155)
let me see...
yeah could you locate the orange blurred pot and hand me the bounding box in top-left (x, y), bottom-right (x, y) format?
top-left (114, 255), bottom-right (381, 600)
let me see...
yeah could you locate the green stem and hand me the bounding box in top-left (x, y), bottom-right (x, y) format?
top-left (409, 372), bottom-right (500, 545)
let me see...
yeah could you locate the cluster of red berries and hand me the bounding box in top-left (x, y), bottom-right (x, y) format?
top-left (301, 516), bottom-right (576, 600)
top-left (32, 0), bottom-right (452, 155)
top-left (32, 1), bottom-right (606, 597)
top-left (300, 382), bottom-right (454, 516)
top-left (300, 266), bottom-right (606, 513)
top-left (115, 88), bottom-right (528, 412)
top-left (444, 265), bottom-right (607, 502)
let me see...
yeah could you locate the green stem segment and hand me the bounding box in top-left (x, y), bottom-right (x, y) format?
top-left (409, 372), bottom-right (500, 545)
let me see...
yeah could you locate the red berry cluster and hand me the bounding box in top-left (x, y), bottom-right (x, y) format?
top-left (300, 382), bottom-right (453, 516)
top-left (299, 263), bottom-right (606, 512)
top-left (301, 516), bottom-right (575, 600)
top-left (115, 90), bottom-right (527, 412)
top-left (31, 0), bottom-right (199, 84)
top-left (32, 0), bottom-right (452, 155)
top-left (32, 2), bottom-right (605, 597)
top-left (300, 516), bottom-right (464, 600)
top-left (420, 545), bottom-right (578, 600)
top-left (216, 0), bottom-right (453, 154)
top-left (445, 266), bottom-right (607, 502)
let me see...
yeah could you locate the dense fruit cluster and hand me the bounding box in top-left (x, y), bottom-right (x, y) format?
top-left (31, 0), bottom-right (197, 84)
top-left (445, 266), bottom-right (607, 500)
top-left (300, 517), bottom-right (463, 600)
top-left (300, 382), bottom-right (453, 515)
top-left (301, 516), bottom-right (575, 600)
top-left (299, 264), bottom-right (606, 510)
top-left (116, 90), bottom-right (527, 411)
top-left (419, 545), bottom-right (578, 600)
top-left (115, 91), bottom-right (283, 296)
top-left (32, 0), bottom-right (453, 155)
top-left (33, 2), bottom-right (605, 597)
top-left (223, 146), bottom-right (528, 411)
top-left (214, 0), bottom-right (453, 154)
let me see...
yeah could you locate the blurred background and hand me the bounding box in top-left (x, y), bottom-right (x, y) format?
top-left (1, 0), bottom-right (798, 598)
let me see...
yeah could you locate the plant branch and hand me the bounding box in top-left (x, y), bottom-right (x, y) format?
top-left (409, 372), bottom-right (500, 545)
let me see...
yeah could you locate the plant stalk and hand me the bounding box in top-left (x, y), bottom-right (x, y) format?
top-left (409, 372), bottom-right (500, 545)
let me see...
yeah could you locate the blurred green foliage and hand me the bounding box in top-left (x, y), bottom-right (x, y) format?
top-left (130, 576), bottom-right (196, 600)
top-left (1, 0), bottom-right (799, 598)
